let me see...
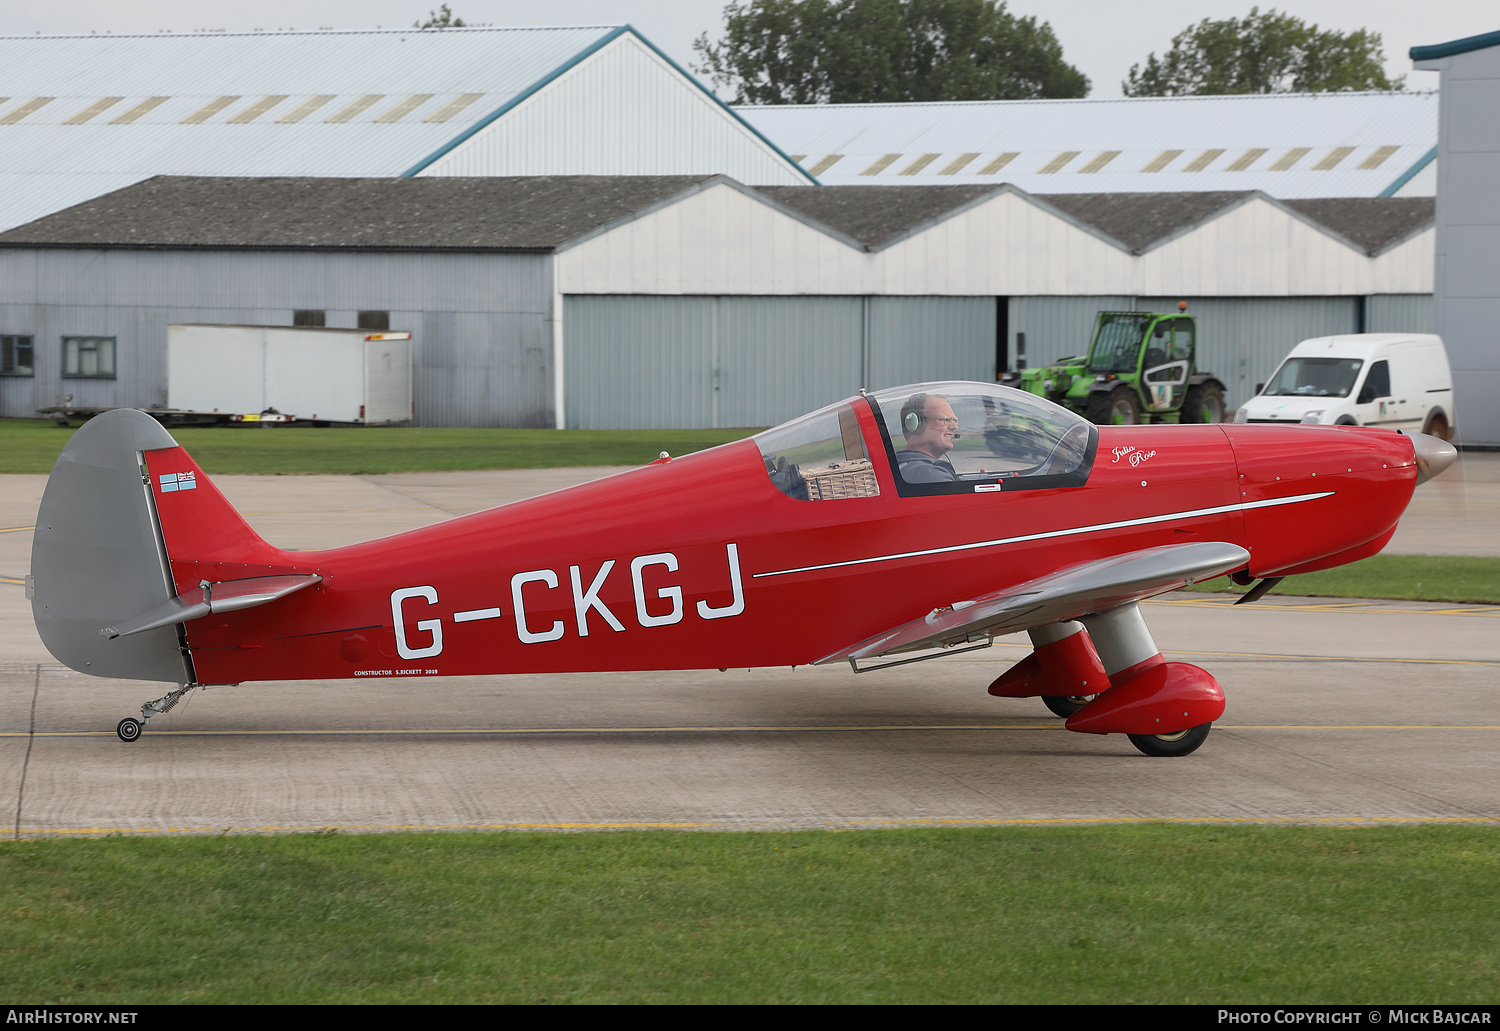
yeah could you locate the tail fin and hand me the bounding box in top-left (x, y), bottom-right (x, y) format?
top-left (31, 409), bottom-right (312, 684)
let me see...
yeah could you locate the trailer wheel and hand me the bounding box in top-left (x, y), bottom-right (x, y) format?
top-left (1183, 384), bottom-right (1225, 424)
top-left (1086, 387), bottom-right (1140, 426)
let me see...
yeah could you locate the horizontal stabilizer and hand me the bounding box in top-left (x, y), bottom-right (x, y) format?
top-left (109, 574), bottom-right (322, 639)
top-left (817, 541), bottom-right (1249, 665)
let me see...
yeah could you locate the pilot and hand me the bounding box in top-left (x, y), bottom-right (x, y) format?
top-left (895, 393), bottom-right (959, 482)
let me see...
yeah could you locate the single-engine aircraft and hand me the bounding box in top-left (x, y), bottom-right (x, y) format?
top-left (30, 380), bottom-right (1456, 756)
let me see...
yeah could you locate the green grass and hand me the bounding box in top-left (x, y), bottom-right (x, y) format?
top-left (1199, 554), bottom-right (1500, 605)
top-left (0, 418), bottom-right (758, 475)
top-left (2, 826), bottom-right (1496, 1003)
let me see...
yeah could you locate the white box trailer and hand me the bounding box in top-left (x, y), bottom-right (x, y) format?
top-left (167, 325), bottom-right (412, 424)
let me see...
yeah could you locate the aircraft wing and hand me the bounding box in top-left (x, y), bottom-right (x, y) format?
top-left (815, 541), bottom-right (1249, 665)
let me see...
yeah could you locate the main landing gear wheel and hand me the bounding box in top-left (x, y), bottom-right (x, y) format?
top-left (116, 718), bottom-right (143, 742)
top-left (1042, 694), bottom-right (1097, 718)
top-left (1127, 722), bottom-right (1211, 757)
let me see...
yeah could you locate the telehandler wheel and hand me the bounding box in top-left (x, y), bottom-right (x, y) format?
top-left (1086, 387), bottom-right (1140, 426)
top-left (116, 718), bottom-right (143, 742)
top-left (1183, 383), bottom-right (1225, 424)
top-left (1042, 694), bottom-right (1097, 718)
top-left (1127, 723), bottom-right (1211, 757)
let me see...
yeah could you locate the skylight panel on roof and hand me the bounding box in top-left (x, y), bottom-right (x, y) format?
top-left (182, 97), bottom-right (240, 124)
top-left (807, 154), bottom-right (843, 175)
top-left (900, 154), bottom-right (940, 175)
top-left (1039, 151), bottom-right (1079, 174)
top-left (939, 153), bottom-right (979, 174)
top-left (978, 153), bottom-right (1018, 175)
top-left (64, 97), bottom-right (123, 125)
top-left (1079, 151), bottom-right (1120, 173)
top-left (326, 95), bottom-right (384, 123)
top-left (426, 94), bottom-right (484, 123)
top-left (1358, 145), bottom-right (1400, 170)
top-left (278, 96), bottom-right (335, 124)
top-left (1226, 148), bottom-right (1267, 171)
top-left (1184, 149), bottom-right (1225, 172)
top-left (861, 154), bottom-right (900, 175)
top-left (375, 94), bottom-right (435, 123)
top-left (1142, 150), bottom-right (1182, 172)
top-left (228, 95), bottom-right (289, 124)
top-left (1, 98), bottom-right (54, 125)
top-left (1270, 147), bottom-right (1310, 171)
top-left (111, 97), bottom-right (168, 125)
top-left (1313, 146), bottom-right (1355, 170)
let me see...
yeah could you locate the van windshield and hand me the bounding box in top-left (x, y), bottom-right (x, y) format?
top-left (1264, 357), bottom-right (1364, 398)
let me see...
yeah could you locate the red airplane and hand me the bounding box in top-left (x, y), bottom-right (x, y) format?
top-left (30, 380), bottom-right (1455, 756)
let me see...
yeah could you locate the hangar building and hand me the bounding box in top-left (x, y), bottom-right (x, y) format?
top-left (0, 26), bottom-right (810, 233)
top-left (0, 175), bottom-right (1432, 429)
top-left (1413, 29), bottom-right (1500, 446)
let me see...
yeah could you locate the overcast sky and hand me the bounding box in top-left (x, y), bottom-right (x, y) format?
top-left (3, 1), bottom-right (1493, 98)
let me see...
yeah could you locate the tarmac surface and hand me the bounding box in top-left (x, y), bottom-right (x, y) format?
top-left (2, 452), bottom-right (1498, 837)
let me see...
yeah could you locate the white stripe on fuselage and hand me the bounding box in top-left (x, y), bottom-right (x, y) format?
top-left (750, 491), bottom-right (1334, 579)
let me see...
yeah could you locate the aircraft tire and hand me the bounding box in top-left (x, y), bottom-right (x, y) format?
top-left (1042, 694), bottom-right (1096, 718)
top-left (1127, 722), bottom-right (1211, 757)
top-left (116, 718), bottom-right (142, 743)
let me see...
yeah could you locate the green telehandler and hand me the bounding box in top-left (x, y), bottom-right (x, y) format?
top-left (1003, 307), bottom-right (1227, 425)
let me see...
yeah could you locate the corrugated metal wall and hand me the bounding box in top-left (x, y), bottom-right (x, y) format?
top-left (1008, 296), bottom-right (1134, 367)
top-left (1366, 294), bottom-right (1435, 334)
top-left (0, 249), bottom-right (553, 427)
top-left (564, 295), bottom-right (995, 429)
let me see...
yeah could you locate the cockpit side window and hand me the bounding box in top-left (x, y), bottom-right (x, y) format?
top-left (866, 382), bottom-right (1096, 497)
top-left (755, 403), bottom-right (881, 501)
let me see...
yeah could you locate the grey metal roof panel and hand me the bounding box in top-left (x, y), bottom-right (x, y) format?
top-left (1280, 197), bottom-right (1436, 254)
top-left (1032, 192), bottom-right (1257, 252)
top-left (738, 91), bottom-right (1437, 199)
top-left (0, 175), bottom-right (717, 251)
top-left (756, 184), bottom-right (1003, 247)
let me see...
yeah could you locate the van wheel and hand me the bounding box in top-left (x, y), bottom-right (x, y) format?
top-left (1422, 411), bottom-right (1451, 442)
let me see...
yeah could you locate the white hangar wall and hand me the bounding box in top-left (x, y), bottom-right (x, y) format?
top-left (415, 33), bottom-right (808, 186)
top-left (553, 181), bottom-right (1434, 428)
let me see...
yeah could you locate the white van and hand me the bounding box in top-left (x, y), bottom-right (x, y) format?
top-left (1234, 333), bottom-right (1454, 440)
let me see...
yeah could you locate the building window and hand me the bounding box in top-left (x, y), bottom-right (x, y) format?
top-left (358, 310), bottom-right (390, 332)
top-left (61, 337), bottom-right (116, 378)
top-left (293, 309), bottom-right (326, 327)
top-left (1, 335), bottom-right (33, 376)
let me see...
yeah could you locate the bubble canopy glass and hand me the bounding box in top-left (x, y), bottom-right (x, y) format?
top-left (869, 381), bottom-right (1097, 496)
top-left (755, 382), bottom-right (1097, 500)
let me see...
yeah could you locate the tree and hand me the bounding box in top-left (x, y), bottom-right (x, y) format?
top-left (415, 5), bottom-right (466, 31)
top-left (693, 0), bottom-right (1088, 105)
top-left (1123, 7), bottom-right (1403, 96)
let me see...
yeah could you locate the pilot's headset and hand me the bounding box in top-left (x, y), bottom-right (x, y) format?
top-left (901, 393), bottom-right (930, 436)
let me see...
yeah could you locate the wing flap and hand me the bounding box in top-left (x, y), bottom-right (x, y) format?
top-left (817, 542), bottom-right (1249, 665)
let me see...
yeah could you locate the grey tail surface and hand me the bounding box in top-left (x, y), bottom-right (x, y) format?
top-left (30, 410), bottom-right (195, 684)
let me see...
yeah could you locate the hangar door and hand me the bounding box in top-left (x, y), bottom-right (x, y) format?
top-left (564, 295), bottom-right (995, 429)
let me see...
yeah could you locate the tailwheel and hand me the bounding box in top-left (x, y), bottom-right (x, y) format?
top-left (1042, 694), bottom-right (1097, 718)
top-left (116, 718), bottom-right (143, 743)
top-left (1127, 722), bottom-right (1211, 757)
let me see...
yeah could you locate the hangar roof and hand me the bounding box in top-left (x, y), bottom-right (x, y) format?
top-left (0, 175), bottom-right (1433, 259)
top-left (0, 175), bottom-right (718, 251)
top-left (0, 26), bottom-right (807, 234)
top-left (737, 91), bottom-right (1437, 199)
